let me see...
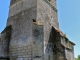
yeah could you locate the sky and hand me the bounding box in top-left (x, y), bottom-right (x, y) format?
top-left (0, 0), bottom-right (80, 58)
top-left (57, 0), bottom-right (80, 58)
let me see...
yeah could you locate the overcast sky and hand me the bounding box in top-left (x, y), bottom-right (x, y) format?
top-left (0, 0), bottom-right (80, 58)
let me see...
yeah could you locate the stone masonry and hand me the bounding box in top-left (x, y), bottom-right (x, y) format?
top-left (0, 0), bottom-right (75, 60)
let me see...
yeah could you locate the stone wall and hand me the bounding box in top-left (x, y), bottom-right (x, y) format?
top-left (37, 0), bottom-right (59, 29)
top-left (0, 59), bottom-right (9, 60)
top-left (5, 0), bottom-right (59, 60)
top-left (9, 0), bottom-right (37, 17)
top-left (0, 34), bottom-right (1, 57)
top-left (37, 0), bottom-right (59, 60)
top-left (9, 45), bottom-right (32, 60)
top-left (48, 0), bottom-right (57, 8)
top-left (0, 0), bottom-right (75, 60)
top-left (7, 5), bottom-right (37, 60)
top-left (65, 48), bottom-right (74, 60)
top-left (0, 26), bottom-right (11, 58)
top-left (6, 0), bottom-right (59, 60)
top-left (32, 23), bottom-right (44, 60)
top-left (50, 27), bottom-right (66, 60)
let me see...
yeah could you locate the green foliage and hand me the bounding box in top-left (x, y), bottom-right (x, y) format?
top-left (75, 55), bottom-right (80, 60)
top-left (75, 58), bottom-right (77, 60)
top-left (77, 55), bottom-right (80, 60)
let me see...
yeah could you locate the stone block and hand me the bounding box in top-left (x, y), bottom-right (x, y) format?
top-left (17, 58), bottom-right (23, 60)
top-left (24, 58), bottom-right (28, 60)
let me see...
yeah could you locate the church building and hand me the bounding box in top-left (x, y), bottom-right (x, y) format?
top-left (0, 0), bottom-right (75, 60)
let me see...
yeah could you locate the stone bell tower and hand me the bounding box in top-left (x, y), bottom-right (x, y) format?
top-left (6, 0), bottom-right (59, 60)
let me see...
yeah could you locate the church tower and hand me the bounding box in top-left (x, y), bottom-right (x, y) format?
top-left (6, 0), bottom-right (59, 60)
top-left (0, 0), bottom-right (76, 60)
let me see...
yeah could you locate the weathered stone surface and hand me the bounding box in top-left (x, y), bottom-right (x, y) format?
top-left (32, 24), bottom-right (44, 60)
top-left (0, 26), bottom-right (11, 59)
top-left (9, 0), bottom-right (37, 17)
top-left (0, 0), bottom-right (75, 60)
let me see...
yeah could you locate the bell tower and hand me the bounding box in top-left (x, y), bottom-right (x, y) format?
top-left (6, 0), bottom-right (59, 60)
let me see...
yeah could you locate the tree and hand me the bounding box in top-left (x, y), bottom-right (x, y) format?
top-left (75, 55), bottom-right (80, 60)
top-left (77, 55), bottom-right (80, 60)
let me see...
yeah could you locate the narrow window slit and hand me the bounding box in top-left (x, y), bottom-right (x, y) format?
top-left (33, 19), bottom-right (36, 22)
